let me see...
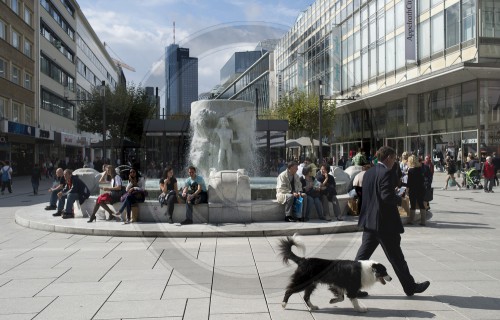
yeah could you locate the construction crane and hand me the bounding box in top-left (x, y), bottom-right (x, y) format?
top-left (111, 58), bottom-right (136, 72)
top-left (103, 42), bottom-right (136, 72)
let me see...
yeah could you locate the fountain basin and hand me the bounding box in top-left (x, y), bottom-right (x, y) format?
top-left (80, 195), bottom-right (351, 224)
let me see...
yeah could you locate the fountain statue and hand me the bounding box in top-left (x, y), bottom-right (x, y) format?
top-left (189, 100), bottom-right (256, 176)
top-left (188, 100), bottom-right (256, 222)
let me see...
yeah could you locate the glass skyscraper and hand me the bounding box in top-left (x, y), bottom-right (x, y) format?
top-left (165, 44), bottom-right (198, 116)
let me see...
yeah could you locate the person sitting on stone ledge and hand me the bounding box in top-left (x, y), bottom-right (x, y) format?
top-left (87, 165), bottom-right (123, 223)
top-left (180, 166), bottom-right (207, 225)
top-left (57, 169), bottom-right (90, 219)
top-left (159, 166), bottom-right (179, 224)
top-left (45, 168), bottom-right (66, 217)
top-left (276, 161), bottom-right (307, 222)
top-left (316, 164), bottom-right (343, 221)
top-left (115, 168), bottom-right (146, 224)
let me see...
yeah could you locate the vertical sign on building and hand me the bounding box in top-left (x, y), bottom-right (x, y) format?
top-left (405, 0), bottom-right (416, 61)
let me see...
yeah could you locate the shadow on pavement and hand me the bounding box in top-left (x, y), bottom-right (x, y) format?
top-left (0, 192), bottom-right (49, 208)
top-left (313, 307), bottom-right (434, 318)
top-left (429, 221), bottom-right (494, 230)
top-left (437, 210), bottom-right (481, 215)
top-left (435, 295), bottom-right (500, 310)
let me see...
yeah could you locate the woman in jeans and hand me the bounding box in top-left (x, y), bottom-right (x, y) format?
top-left (116, 168), bottom-right (145, 223)
top-left (159, 167), bottom-right (179, 224)
top-left (300, 165), bottom-right (324, 221)
top-left (316, 164), bottom-right (343, 221)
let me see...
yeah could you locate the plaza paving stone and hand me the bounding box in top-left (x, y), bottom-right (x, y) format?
top-left (0, 173), bottom-right (499, 319)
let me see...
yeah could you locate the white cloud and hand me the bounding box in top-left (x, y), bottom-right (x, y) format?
top-left (78, 0), bottom-right (311, 105)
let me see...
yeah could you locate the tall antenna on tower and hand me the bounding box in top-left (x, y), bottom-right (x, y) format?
top-left (173, 21), bottom-right (175, 44)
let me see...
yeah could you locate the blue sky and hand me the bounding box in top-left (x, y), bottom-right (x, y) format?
top-left (78, 0), bottom-right (313, 96)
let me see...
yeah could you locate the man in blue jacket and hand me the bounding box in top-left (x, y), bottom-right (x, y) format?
top-left (355, 146), bottom-right (430, 297)
top-left (57, 169), bottom-right (90, 219)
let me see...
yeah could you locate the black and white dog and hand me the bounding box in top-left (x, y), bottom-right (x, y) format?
top-left (278, 234), bottom-right (392, 312)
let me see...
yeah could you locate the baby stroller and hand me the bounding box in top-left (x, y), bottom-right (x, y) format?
top-left (464, 168), bottom-right (483, 189)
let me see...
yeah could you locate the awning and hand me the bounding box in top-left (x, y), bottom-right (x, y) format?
top-left (91, 137), bottom-right (141, 148)
top-left (286, 137), bottom-right (320, 148)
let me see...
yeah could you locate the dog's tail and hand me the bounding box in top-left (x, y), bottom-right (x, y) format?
top-left (277, 233), bottom-right (306, 265)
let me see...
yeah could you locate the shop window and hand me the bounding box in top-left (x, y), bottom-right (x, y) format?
top-left (462, 80), bottom-right (478, 130)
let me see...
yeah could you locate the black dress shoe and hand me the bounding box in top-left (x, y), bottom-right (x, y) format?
top-left (45, 205), bottom-right (57, 210)
top-left (356, 291), bottom-right (369, 298)
top-left (180, 219), bottom-right (193, 225)
top-left (62, 213), bottom-right (74, 219)
top-left (52, 211), bottom-right (63, 217)
top-left (285, 216), bottom-right (297, 222)
top-left (408, 281), bottom-right (430, 296)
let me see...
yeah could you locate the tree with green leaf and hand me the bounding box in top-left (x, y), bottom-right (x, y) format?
top-left (78, 83), bottom-right (156, 158)
top-left (272, 90), bottom-right (336, 160)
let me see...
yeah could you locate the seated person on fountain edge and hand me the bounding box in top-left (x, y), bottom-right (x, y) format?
top-left (180, 166), bottom-right (208, 225)
top-left (57, 169), bottom-right (90, 219)
top-left (276, 161), bottom-right (307, 222)
top-left (45, 168), bottom-right (66, 217)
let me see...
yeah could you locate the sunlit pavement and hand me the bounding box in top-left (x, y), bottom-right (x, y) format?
top-left (0, 172), bottom-right (499, 319)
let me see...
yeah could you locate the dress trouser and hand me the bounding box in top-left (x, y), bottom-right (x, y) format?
top-left (284, 194), bottom-right (294, 217)
top-left (355, 230), bottom-right (416, 295)
top-left (283, 194), bottom-right (306, 218)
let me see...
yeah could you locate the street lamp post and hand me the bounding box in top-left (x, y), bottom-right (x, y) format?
top-left (318, 80), bottom-right (323, 165)
top-left (99, 80), bottom-right (106, 163)
top-left (318, 90), bottom-right (359, 165)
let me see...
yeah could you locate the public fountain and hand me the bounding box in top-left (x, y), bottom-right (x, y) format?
top-left (77, 99), bottom-right (351, 223)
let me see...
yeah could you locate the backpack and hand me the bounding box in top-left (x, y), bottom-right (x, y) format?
top-left (1, 167), bottom-right (10, 182)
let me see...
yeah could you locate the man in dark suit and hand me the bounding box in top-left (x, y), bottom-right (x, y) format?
top-left (355, 146), bottom-right (430, 296)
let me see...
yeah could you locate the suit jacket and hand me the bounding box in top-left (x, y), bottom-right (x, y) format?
top-left (276, 170), bottom-right (302, 204)
top-left (358, 163), bottom-right (404, 234)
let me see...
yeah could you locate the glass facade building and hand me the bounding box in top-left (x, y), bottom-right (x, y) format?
top-left (275, 0), bottom-right (500, 159)
top-left (165, 44), bottom-right (198, 116)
